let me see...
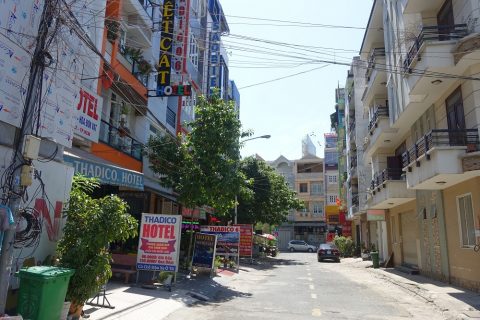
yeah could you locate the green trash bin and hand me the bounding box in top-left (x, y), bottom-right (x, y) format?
top-left (371, 251), bottom-right (380, 269)
top-left (17, 266), bottom-right (74, 320)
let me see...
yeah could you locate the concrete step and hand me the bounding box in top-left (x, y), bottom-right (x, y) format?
top-left (395, 264), bottom-right (419, 275)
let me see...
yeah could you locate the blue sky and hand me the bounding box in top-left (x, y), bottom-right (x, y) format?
top-left (220, 0), bottom-right (374, 161)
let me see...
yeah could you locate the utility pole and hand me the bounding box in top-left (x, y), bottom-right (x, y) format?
top-left (0, 0), bottom-right (57, 313)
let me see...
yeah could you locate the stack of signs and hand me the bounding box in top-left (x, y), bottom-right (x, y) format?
top-left (192, 233), bottom-right (217, 269)
top-left (137, 214), bottom-right (182, 272)
top-left (200, 226), bottom-right (240, 261)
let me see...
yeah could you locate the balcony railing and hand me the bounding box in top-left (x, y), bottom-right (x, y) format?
top-left (368, 106), bottom-right (389, 133)
top-left (402, 129), bottom-right (480, 168)
top-left (365, 48), bottom-right (386, 80)
top-left (99, 120), bottom-right (143, 161)
top-left (118, 45), bottom-right (149, 87)
top-left (371, 167), bottom-right (404, 189)
top-left (403, 24), bottom-right (469, 73)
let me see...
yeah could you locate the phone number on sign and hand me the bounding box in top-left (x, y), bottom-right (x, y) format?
top-left (136, 264), bottom-right (176, 271)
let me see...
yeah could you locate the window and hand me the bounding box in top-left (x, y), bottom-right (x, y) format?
top-left (166, 107), bottom-right (176, 128)
top-left (328, 175), bottom-right (337, 183)
top-left (328, 195), bottom-right (337, 204)
top-left (457, 194), bottom-right (476, 247)
top-left (299, 183), bottom-right (308, 193)
top-left (189, 34), bottom-right (199, 69)
top-left (311, 182), bottom-right (323, 195)
top-left (325, 151), bottom-right (338, 165)
top-left (313, 202), bottom-right (324, 216)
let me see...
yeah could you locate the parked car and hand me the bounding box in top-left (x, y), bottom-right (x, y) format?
top-left (287, 240), bottom-right (316, 252)
top-left (317, 243), bottom-right (340, 262)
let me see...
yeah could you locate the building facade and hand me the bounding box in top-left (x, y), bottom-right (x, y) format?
top-left (343, 0), bottom-right (480, 291)
top-left (269, 138), bottom-right (326, 249)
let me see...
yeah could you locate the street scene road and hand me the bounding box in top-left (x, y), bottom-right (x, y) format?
top-left (159, 253), bottom-right (478, 320)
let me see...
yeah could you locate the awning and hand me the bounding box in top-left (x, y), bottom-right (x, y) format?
top-left (143, 176), bottom-right (177, 201)
top-left (64, 148), bottom-right (144, 191)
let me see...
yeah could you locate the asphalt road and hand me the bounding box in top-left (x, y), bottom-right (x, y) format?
top-left (165, 252), bottom-right (449, 320)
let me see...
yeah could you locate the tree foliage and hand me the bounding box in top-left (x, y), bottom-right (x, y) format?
top-left (57, 175), bottom-right (138, 305)
top-left (236, 156), bottom-right (303, 225)
top-left (145, 94), bottom-right (244, 214)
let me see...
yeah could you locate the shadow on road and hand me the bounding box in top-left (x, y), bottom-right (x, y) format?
top-left (178, 274), bottom-right (252, 304)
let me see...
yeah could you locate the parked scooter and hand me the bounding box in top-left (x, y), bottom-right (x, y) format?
top-left (265, 245), bottom-right (278, 257)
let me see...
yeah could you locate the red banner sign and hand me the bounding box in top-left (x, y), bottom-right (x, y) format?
top-left (235, 224), bottom-right (253, 257)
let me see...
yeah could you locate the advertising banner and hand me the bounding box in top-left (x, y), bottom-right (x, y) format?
top-left (73, 87), bottom-right (102, 142)
top-left (200, 226), bottom-right (240, 257)
top-left (137, 214), bottom-right (182, 272)
top-left (192, 233), bottom-right (217, 269)
top-left (0, 1), bottom-right (103, 147)
top-left (235, 224), bottom-right (253, 257)
top-left (64, 154), bottom-right (144, 190)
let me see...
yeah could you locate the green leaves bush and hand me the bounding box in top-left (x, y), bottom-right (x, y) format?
top-left (333, 235), bottom-right (355, 257)
top-left (57, 175), bottom-right (138, 305)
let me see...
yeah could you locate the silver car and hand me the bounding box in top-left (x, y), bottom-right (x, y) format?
top-left (287, 240), bottom-right (316, 252)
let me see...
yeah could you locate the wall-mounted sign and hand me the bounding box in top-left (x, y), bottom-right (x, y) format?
top-left (157, 0), bottom-right (175, 88)
top-left (73, 87), bottom-right (102, 142)
top-left (172, 0), bottom-right (187, 74)
top-left (64, 154), bottom-right (144, 190)
top-left (137, 214), bottom-right (182, 271)
top-left (149, 84), bottom-right (192, 97)
top-left (208, 21), bottom-right (221, 95)
top-left (367, 209), bottom-right (386, 221)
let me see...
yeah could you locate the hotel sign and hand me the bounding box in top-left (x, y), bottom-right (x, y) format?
top-left (208, 22), bottom-right (221, 95)
top-left (157, 0), bottom-right (175, 89)
top-left (64, 154), bottom-right (144, 190)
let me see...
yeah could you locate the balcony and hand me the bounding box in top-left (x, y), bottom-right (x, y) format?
top-left (362, 48), bottom-right (387, 106)
top-left (364, 106), bottom-right (398, 159)
top-left (123, 0), bottom-right (153, 28)
top-left (368, 167), bottom-right (415, 209)
top-left (402, 129), bottom-right (480, 189)
top-left (403, 25), bottom-right (468, 74)
top-left (403, 0), bottom-right (447, 14)
top-left (118, 45), bottom-right (149, 88)
top-left (99, 120), bottom-right (143, 161)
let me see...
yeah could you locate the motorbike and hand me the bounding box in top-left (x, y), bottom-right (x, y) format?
top-left (265, 245), bottom-right (278, 257)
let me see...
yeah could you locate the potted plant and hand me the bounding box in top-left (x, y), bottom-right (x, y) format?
top-left (137, 58), bottom-right (153, 75)
top-left (105, 20), bottom-right (120, 42)
top-left (57, 175), bottom-right (138, 318)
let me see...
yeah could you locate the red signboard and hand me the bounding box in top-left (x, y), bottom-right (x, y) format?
top-left (235, 224), bottom-right (253, 257)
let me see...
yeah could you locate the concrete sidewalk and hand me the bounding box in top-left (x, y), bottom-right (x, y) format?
top-left (81, 269), bottom-right (237, 320)
top-left (341, 258), bottom-right (480, 320)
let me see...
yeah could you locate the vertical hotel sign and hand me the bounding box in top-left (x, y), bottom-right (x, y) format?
top-left (157, 0), bottom-right (175, 92)
top-left (208, 21), bottom-right (221, 95)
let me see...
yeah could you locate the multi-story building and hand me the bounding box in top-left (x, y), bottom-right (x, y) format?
top-left (270, 136), bottom-right (326, 249)
top-left (345, 60), bottom-right (371, 248)
top-left (323, 133), bottom-right (340, 236)
top-left (344, 0), bottom-right (480, 291)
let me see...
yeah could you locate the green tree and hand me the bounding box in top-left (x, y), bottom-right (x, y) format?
top-left (57, 175), bottom-right (138, 309)
top-left (145, 93), bottom-right (244, 214)
top-left (236, 156), bottom-right (303, 225)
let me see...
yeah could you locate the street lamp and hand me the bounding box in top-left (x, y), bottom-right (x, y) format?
top-left (240, 134), bottom-right (271, 143)
top-left (235, 134), bottom-right (271, 224)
